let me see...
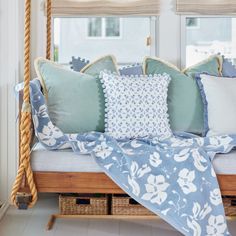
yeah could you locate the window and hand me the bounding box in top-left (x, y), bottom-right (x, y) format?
top-left (53, 17), bottom-right (157, 65)
top-left (88, 18), bottom-right (102, 37)
top-left (88, 17), bottom-right (120, 38)
top-left (182, 17), bottom-right (236, 67)
top-left (186, 18), bottom-right (199, 29)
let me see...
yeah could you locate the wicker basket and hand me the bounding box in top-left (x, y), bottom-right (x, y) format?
top-left (223, 196), bottom-right (236, 216)
top-left (59, 194), bottom-right (108, 215)
top-left (111, 194), bottom-right (154, 215)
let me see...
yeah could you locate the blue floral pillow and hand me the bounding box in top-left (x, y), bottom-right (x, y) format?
top-left (30, 79), bottom-right (69, 149)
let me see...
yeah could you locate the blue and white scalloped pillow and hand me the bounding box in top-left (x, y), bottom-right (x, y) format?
top-left (222, 56), bottom-right (236, 77)
top-left (100, 72), bottom-right (172, 139)
top-left (119, 63), bottom-right (143, 76)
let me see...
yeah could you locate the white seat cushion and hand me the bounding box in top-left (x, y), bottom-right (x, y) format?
top-left (213, 151), bottom-right (236, 174)
top-left (31, 143), bottom-right (236, 174)
top-left (31, 143), bottom-right (101, 172)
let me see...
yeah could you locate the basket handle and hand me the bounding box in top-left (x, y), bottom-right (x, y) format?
top-left (231, 199), bottom-right (236, 206)
top-left (76, 198), bottom-right (91, 205)
top-left (129, 198), bottom-right (139, 205)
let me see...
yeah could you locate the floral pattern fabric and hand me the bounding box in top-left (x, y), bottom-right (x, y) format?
top-left (30, 80), bottom-right (70, 149)
top-left (69, 132), bottom-right (234, 236)
top-left (29, 79), bottom-right (236, 236)
top-left (100, 72), bottom-right (172, 139)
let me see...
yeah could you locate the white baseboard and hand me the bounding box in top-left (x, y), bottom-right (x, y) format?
top-left (0, 203), bottom-right (9, 221)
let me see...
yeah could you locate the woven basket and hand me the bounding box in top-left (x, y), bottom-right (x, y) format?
top-left (112, 195), bottom-right (154, 215)
top-left (59, 194), bottom-right (108, 215)
top-left (223, 196), bottom-right (236, 216)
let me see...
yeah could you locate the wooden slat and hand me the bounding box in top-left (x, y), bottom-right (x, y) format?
top-left (47, 214), bottom-right (161, 230)
top-left (32, 172), bottom-right (236, 196)
top-left (33, 172), bottom-right (124, 194)
top-left (217, 175), bottom-right (236, 195)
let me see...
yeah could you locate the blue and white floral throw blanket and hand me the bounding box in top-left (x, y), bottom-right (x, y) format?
top-left (29, 80), bottom-right (236, 236)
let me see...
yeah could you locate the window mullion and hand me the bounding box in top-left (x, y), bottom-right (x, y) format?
top-left (102, 17), bottom-right (106, 38)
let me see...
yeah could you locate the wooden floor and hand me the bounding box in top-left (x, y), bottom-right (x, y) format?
top-left (0, 194), bottom-right (236, 236)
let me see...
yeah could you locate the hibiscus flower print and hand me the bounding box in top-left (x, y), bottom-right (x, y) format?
top-left (149, 152), bottom-right (162, 167)
top-left (177, 169), bottom-right (197, 194)
top-left (37, 121), bottom-right (64, 147)
top-left (191, 149), bottom-right (208, 172)
top-left (208, 136), bottom-right (233, 150)
top-left (33, 104), bottom-right (50, 133)
top-left (210, 189), bottom-right (222, 206)
top-left (170, 137), bottom-right (193, 147)
top-left (142, 174), bottom-right (169, 205)
top-left (94, 141), bottom-right (113, 159)
top-left (173, 148), bottom-right (190, 162)
top-left (206, 215), bottom-right (227, 236)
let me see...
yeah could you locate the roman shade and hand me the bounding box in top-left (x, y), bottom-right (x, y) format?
top-left (51, 0), bottom-right (160, 16)
top-left (176, 0), bottom-right (236, 14)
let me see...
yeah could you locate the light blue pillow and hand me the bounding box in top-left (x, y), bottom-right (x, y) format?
top-left (70, 56), bottom-right (90, 72)
top-left (119, 64), bottom-right (143, 76)
top-left (222, 57), bottom-right (236, 77)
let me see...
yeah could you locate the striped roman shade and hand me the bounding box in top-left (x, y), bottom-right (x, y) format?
top-left (51, 0), bottom-right (160, 16)
top-left (176, 0), bottom-right (236, 14)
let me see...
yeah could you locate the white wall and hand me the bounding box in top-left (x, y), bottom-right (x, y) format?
top-left (159, 0), bottom-right (181, 67)
top-left (0, 0), bottom-right (22, 206)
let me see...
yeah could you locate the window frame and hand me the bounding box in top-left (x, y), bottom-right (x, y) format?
top-left (180, 15), bottom-right (236, 69)
top-left (52, 16), bottom-right (159, 65)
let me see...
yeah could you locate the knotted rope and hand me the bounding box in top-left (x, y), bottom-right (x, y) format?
top-left (11, 0), bottom-right (52, 208)
top-left (11, 0), bottom-right (38, 208)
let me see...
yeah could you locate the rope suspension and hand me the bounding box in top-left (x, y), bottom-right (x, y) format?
top-left (11, 0), bottom-right (38, 208)
top-left (10, 0), bottom-right (52, 208)
top-left (46, 0), bottom-right (52, 60)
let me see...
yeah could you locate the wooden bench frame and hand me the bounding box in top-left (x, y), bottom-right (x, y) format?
top-left (33, 172), bottom-right (236, 196)
top-left (30, 171), bottom-right (236, 230)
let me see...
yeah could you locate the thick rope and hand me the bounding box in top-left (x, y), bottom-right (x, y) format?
top-left (46, 0), bottom-right (52, 60)
top-left (11, 0), bottom-right (38, 208)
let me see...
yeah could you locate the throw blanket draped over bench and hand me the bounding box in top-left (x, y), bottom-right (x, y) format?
top-left (70, 132), bottom-right (235, 236)
top-left (30, 80), bottom-right (236, 236)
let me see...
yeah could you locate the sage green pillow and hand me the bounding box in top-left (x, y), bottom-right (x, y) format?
top-left (81, 55), bottom-right (118, 76)
top-left (34, 55), bottom-right (118, 134)
top-left (144, 56), bottom-right (222, 134)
